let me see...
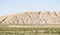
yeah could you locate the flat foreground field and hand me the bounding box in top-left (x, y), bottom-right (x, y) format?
top-left (0, 24), bottom-right (60, 35)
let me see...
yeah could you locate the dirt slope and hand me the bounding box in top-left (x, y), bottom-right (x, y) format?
top-left (0, 12), bottom-right (60, 25)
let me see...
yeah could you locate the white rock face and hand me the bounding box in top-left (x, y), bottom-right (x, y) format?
top-left (0, 12), bottom-right (60, 25)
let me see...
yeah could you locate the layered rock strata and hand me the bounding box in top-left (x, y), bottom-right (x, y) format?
top-left (0, 12), bottom-right (60, 25)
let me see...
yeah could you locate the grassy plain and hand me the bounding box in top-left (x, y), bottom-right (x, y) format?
top-left (0, 24), bottom-right (60, 35)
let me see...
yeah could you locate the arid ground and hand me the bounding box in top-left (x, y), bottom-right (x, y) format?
top-left (0, 24), bottom-right (60, 35)
top-left (0, 12), bottom-right (60, 35)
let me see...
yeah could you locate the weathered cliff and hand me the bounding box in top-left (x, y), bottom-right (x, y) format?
top-left (0, 12), bottom-right (60, 25)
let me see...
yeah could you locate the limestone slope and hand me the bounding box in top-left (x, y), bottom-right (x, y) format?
top-left (0, 12), bottom-right (60, 25)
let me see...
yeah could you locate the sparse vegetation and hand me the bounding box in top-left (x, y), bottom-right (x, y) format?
top-left (0, 28), bottom-right (60, 35)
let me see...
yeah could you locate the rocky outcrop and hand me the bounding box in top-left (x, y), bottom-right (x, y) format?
top-left (0, 12), bottom-right (60, 25)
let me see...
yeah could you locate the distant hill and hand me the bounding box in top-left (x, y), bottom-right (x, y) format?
top-left (0, 12), bottom-right (60, 25)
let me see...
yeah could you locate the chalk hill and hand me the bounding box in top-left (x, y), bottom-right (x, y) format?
top-left (0, 12), bottom-right (60, 25)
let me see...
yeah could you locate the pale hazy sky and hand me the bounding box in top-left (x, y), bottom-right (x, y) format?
top-left (0, 0), bottom-right (60, 16)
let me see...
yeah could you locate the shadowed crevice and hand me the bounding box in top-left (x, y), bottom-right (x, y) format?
top-left (0, 17), bottom-right (7, 24)
top-left (38, 12), bottom-right (41, 15)
top-left (54, 12), bottom-right (58, 17)
top-left (47, 12), bottom-right (50, 16)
